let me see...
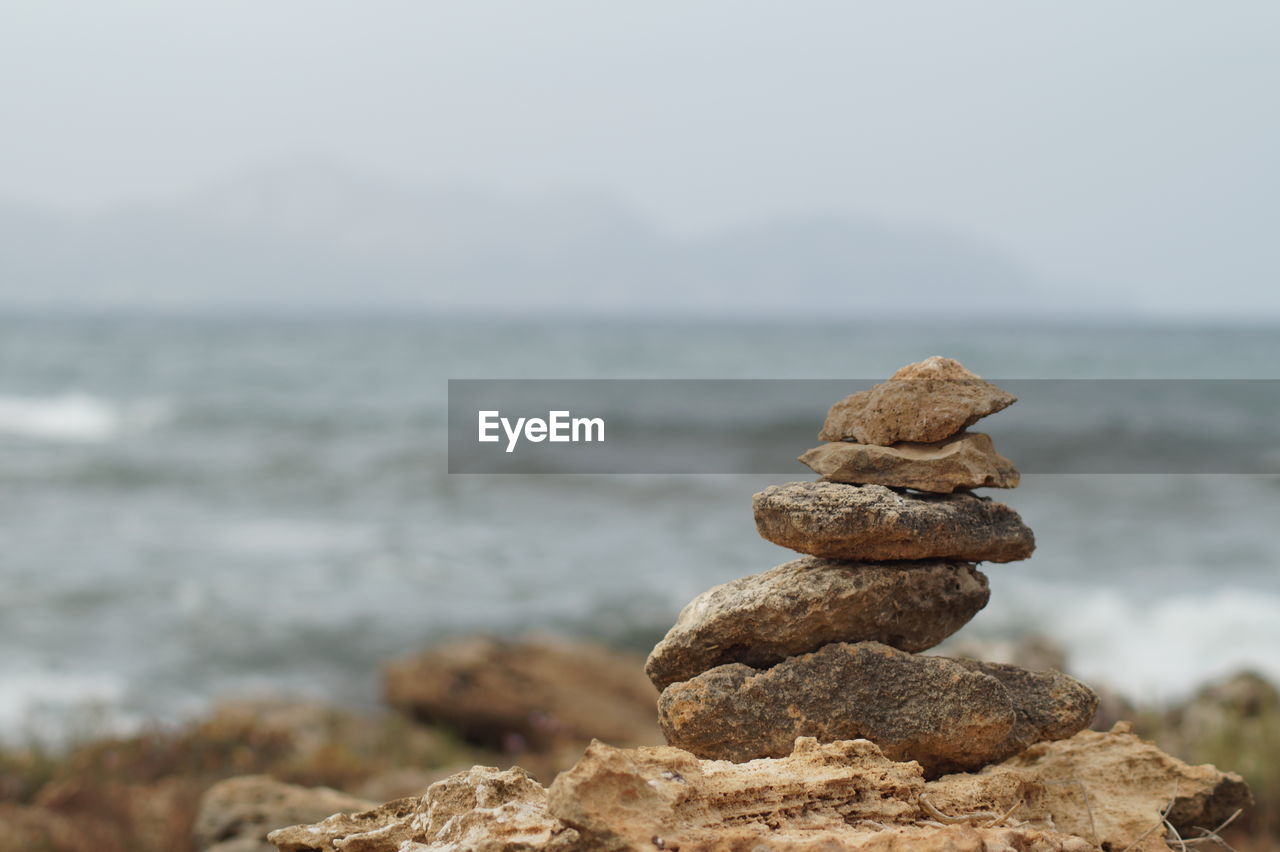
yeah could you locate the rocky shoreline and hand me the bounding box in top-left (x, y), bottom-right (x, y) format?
top-left (1, 359), bottom-right (1271, 851)
top-left (0, 635), bottom-right (1273, 852)
top-left (256, 359), bottom-right (1254, 851)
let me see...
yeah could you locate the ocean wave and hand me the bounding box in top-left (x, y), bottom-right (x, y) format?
top-left (0, 670), bottom-right (131, 745)
top-left (989, 582), bottom-right (1280, 703)
top-left (0, 393), bottom-right (168, 442)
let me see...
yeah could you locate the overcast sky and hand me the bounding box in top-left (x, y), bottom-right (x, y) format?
top-left (3, 2), bottom-right (1278, 316)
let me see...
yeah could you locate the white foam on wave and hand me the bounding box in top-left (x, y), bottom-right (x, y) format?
top-left (990, 581), bottom-right (1280, 703)
top-left (214, 518), bottom-right (377, 556)
top-left (0, 670), bottom-right (132, 744)
top-left (0, 393), bottom-right (168, 441)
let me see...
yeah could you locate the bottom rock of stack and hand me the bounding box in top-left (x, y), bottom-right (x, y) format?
top-left (657, 641), bottom-right (1098, 776)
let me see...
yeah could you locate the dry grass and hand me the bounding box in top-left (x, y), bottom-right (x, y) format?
top-left (3, 671), bottom-right (1279, 852)
top-left (0, 702), bottom-right (490, 852)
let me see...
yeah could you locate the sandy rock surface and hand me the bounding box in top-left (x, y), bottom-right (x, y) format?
top-left (267, 726), bottom-right (1248, 852)
top-left (927, 722), bottom-right (1253, 851)
top-left (645, 557), bottom-right (989, 690)
top-left (819, 356), bottom-right (1016, 445)
top-left (657, 642), bottom-right (1097, 775)
top-left (800, 431), bottom-right (1020, 492)
top-left (754, 481), bottom-right (1035, 562)
top-left (268, 766), bottom-right (574, 852)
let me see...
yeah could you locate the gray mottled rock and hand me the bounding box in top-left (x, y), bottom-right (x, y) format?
top-left (799, 432), bottom-right (1019, 493)
top-left (657, 642), bottom-right (1097, 776)
top-left (753, 481), bottom-right (1035, 563)
top-left (645, 558), bottom-right (989, 690)
top-left (194, 775), bottom-right (375, 852)
top-left (820, 357), bottom-right (1016, 445)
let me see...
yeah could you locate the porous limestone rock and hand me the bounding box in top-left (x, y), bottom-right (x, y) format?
top-left (800, 431), bottom-right (1020, 492)
top-left (657, 642), bottom-right (1097, 775)
top-left (549, 737), bottom-right (925, 847)
top-left (413, 765), bottom-right (574, 851)
top-left (645, 557), bottom-right (989, 690)
top-left (266, 738), bottom-right (1091, 851)
top-left (268, 729), bottom-right (1251, 852)
top-left (268, 766), bottom-right (575, 852)
top-left (753, 481), bottom-right (1035, 563)
top-left (194, 775), bottom-right (375, 852)
top-left (925, 722), bottom-right (1254, 851)
top-left (382, 636), bottom-right (661, 754)
top-left (819, 356), bottom-right (1017, 445)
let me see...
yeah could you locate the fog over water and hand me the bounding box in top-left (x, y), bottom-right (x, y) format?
top-left (3, 2), bottom-right (1280, 317)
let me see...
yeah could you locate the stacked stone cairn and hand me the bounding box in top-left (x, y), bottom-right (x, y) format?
top-left (647, 356), bottom-right (1099, 777)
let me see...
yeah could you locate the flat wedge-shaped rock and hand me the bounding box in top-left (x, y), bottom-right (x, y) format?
top-left (645, 557), bottom-right (989, 690)
top-left (753, 481), bottom-right (1035, 562)
top-left (820, 356), bottom-right (1016, 445)
top-left (657, 642), bottom-right (1097, 776)
top-left (800, 432), bottom-right (1020, 492)
top-left (926, 722), bottom-right (1253, 852)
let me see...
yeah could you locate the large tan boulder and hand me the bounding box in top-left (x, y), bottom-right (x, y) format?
top-left (820, 356), bottom-right (1016, 445)
top-left (800, 431), bottom-right (1020, 492)
top-left (657, 642), bottom-right (1097, 776)
top-left (645, 557), bottom-right (989, 690)
top-left (754, 481), bottom-right (1035, 562)
top-left (382, 636), bottom-right (662, 755)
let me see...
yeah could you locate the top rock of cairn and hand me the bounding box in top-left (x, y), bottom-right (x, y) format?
top-left (651, 357), bottom-right (1094, 776)
top-left (819, 355), bottom-right (1016, 446)
top-left (800, 356), bottom-right (1020, 494)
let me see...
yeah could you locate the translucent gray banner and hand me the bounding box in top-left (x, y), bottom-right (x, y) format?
top-left (447, 379), bottom-right (1280, 474)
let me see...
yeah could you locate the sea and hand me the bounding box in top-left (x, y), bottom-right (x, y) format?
top-left (1, 315), bottom-right (1278, 741)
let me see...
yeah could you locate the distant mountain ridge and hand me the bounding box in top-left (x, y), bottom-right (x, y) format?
top-left (0, 163), bottom-right (1052, 315)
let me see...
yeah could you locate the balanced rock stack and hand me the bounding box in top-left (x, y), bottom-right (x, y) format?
top-left (649, 356), bottom-right (1099, 777)
top-left (267, 356), bottom-right (1253, 851)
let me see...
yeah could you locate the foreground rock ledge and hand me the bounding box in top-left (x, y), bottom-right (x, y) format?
top-left (800, 431), bottom-right (1020, 493)
top-left (754, 481), bottom-right (1035, 563)
top-left (645, 557), bottom-right (990, 690)
top-left (819, 356), bottom-right (1017, 445)
top-left (267, 726), bottom-right (1250, 852)
top-left (658, 641), bottom-right (1097, 775)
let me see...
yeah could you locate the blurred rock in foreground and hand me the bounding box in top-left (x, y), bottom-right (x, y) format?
top-left (383, 634), bottom-right (664, 759)
top-left (194, 776), bottom-right (374, 852)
